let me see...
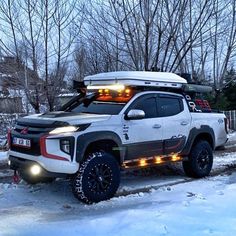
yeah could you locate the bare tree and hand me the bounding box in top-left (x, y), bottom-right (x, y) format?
top-left (0, 0), bottom-right (84, 112)
top-left (0, 0), bottom-right (20, 61)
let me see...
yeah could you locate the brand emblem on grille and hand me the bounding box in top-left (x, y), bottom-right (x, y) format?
top-left (20, 127), bottom-right (29, 134)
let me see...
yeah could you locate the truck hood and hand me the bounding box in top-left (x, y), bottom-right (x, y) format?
top-left (17, 111), bottom-right (111, 128)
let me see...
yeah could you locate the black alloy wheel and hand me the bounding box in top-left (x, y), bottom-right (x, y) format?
top-left (87, 163), bottom-right (113, 194)
top-left (196, 149), bottom-right (210, 170)
top-left (182, 140), bottom-right (213, 178)
top-left (72, 152), bottom-right (120, 204)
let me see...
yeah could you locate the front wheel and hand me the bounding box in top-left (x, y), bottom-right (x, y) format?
top-left (72, 152), bottom-right (120, 204)
top-left (182, 140), bottom-right (213, 178)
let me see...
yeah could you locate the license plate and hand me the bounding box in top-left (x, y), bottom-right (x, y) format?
top-left (13, 137), bottom-right (31, 148)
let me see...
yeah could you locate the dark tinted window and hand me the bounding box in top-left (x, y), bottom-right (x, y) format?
top-left (132, 97), bottom-right (158, 118)
top-left (159, 97), bottom-right (183, 117)
top-left (72, 101), bottom-right (125, 115)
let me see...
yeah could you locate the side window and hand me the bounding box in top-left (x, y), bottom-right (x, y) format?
top-left (158, 96), bottom-right (183, 117)
top-left (131, 96), bottom-right (158, 119)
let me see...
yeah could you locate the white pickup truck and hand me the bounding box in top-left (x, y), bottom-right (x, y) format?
top-left (8, 71), bottom-right (228, 203)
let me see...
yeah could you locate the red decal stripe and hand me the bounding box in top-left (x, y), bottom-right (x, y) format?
top-left (40, 135), bottom-right (69, 162)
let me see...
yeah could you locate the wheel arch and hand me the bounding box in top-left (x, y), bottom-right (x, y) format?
top-left (181, 125), bottom-right (215, 156)
top-left (76, 131), bottom-right (124, 165)
top-left (192, 133), bottom-right (214, 149)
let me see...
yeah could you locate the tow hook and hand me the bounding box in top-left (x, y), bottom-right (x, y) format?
top-left (13, 170), bottom-right (20, 184)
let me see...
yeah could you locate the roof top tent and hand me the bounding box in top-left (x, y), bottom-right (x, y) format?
top-left (71, 71), bottom-right (214, 113)
top-left (83, 71), bottom-right (212, 94)
top-left (84, 71), bottom-right (187, 90)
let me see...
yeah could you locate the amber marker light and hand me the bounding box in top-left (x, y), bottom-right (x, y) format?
top-left (172, 155), bottom-right (181, 161)
top-left (139, 159), bottom-right (147, 167)
top-left (117, 89), bottom-right (123, 96)
top-left (155, 157), bottom-right (162, 164)
top-left (125, 88), bottom-right (131, 96)
top-left (104, 89), bottom-right (109, 95)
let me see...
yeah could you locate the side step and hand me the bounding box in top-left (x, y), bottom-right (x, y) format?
top-left (122, 155), bottom-right (186, 169)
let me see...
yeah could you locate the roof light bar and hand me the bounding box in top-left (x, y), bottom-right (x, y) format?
top-left (87, 84), bottom-right (125, 91)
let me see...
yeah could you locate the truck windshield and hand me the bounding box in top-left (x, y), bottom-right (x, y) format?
top-left (64, 88), bottom-right (136, 115)
top-left (71, 101), bottom-right (125, 115)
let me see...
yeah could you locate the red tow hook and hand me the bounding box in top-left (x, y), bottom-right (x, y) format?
top-left (13, 170), bottom-right (20, 184)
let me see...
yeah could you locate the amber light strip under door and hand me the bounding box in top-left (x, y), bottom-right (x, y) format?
top-left (122, 155), bottom-right (183, 169)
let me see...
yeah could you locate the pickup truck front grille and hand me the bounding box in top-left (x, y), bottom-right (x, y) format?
top-left (11, 137), bottom-right (41, 156)
top-left (14, 124), bottom-right (53, 135)
top-left (10, 119), bottom-right (69, 156)
top-left (10, 126), bottom-right (50, 156)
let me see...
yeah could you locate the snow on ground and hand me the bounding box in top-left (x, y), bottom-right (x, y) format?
top-left (1, 172), bottom-right (236, 236)
top-left (0, 133), bottom-right (236, 236)
top-left (0, 151), bottom-right (236, 235)
top-left (228, 131), bottom-right (236, 142)
top-left (0, 151), bottom-right (7, 163)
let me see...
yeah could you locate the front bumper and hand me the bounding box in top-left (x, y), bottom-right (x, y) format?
top-left (8, 150), bottom-right (79, 174)
top-left (9, 155), bottom-right (67, 178)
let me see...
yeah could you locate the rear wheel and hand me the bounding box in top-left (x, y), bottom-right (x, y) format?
top-left (72, 152), bottom-right (120, 204)
top-left (182, 140), bottom-right (213, 178)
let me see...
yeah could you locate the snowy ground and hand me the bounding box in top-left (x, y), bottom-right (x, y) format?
top-left (0, 133), bottom-right (236, 236)
top-left (1, 172), bottom-right (236, 236)
top-left (0, 151), bottom-right (8, 163)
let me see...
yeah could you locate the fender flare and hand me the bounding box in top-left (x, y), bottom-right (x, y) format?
top-left (76, 131), bottom-right (124, 163)
top-left (181, 125), bottom-right (215, 156)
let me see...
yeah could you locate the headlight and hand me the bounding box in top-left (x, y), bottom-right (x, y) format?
top-left (49, 126), bottom-right (79, 135)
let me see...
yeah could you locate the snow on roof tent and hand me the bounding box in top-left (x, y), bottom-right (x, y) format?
top-left (84, 71), bottom-right (187, 90)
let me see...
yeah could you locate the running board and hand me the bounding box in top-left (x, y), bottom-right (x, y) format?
top-left (122, 155), bottom-right (186, 169)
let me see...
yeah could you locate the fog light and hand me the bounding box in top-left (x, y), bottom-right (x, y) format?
top-left (8, 160), bottom-right (11, 166)
top-left (30, 165), bottom-right (41, 175)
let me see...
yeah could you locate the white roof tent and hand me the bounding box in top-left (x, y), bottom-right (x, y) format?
top-left (82, 71), bottom-right (212, 93)
top-left (84, 71), bottom-right (187, 90)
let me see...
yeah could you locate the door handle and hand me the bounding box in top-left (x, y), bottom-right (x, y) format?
top-left (181, 121), bottom-right (189, 126)
top-left (153, 124), bottom-right (161, 129)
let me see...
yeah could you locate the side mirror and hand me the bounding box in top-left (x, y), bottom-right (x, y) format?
top-left (125, 109), bottom-right (145, 120)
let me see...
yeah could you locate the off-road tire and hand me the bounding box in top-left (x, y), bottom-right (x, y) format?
top-left (19, 170), bottom-right (55, 184)
top-left (182, 140), bottom-right (213, 178)
top-left (72, 152), bottom-right (120, 204)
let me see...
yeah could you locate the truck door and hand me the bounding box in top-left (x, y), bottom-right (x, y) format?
top-left (122, 94), bottom-right (163, 160)
top-left (157, 94), bottom-right (191, 155)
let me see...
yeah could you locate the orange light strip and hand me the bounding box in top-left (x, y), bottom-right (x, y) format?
top-left (123, 155), bottom-right (183, 169)
top-left (139, 159), bottom-right (147, 167)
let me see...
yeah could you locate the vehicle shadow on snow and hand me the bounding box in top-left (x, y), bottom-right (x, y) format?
top-left (0, 163), bottom-right (186, 222)
top-left (11, 164), bottom-right (184, 220)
